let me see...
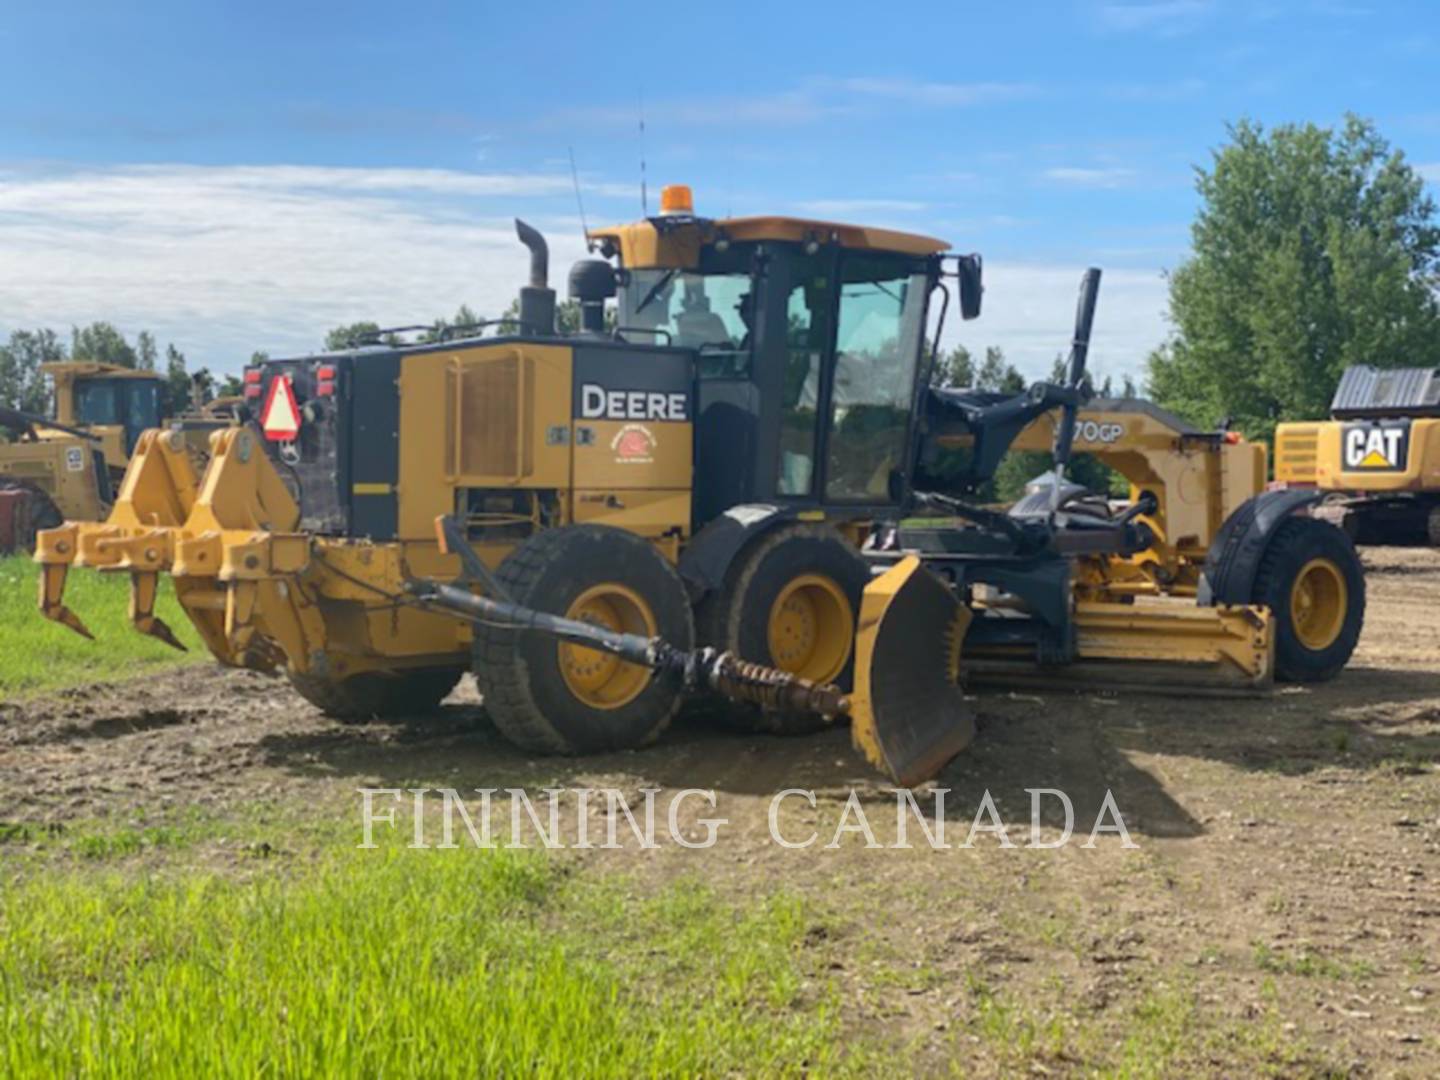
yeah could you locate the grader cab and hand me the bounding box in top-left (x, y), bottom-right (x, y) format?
top-left (35, 186), bottom-right (1365, 785)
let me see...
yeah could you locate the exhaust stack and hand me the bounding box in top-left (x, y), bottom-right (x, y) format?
top-left (514, 219), bottom-right (556, 335)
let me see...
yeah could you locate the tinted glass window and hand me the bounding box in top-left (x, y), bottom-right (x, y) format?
top-left (776, 260), bottom-right (833, 495)
top-left (824, 262), bottom-right (928, 501)
top-left (127, 382), bottom-right (160, 431)
top-left (618, 270), bottom-right (754, 377)
top-left (74, 380), bottom-right (122, 425)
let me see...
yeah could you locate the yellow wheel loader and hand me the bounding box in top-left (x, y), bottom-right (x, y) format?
top-left (0, 362), bottom-right (164, 552)
top-left (34, 186), bottom-right (1365, 785)
top-left (1275, 365), bottom-right (1440, 546)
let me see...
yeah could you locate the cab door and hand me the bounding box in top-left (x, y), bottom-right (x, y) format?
top-left (815, 254), bottom-right (931, 508)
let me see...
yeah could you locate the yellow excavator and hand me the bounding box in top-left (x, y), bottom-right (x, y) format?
top-left (1, 362), bottom-right (165, 552)
top-left (33, 186), bottom-right (1365, 785)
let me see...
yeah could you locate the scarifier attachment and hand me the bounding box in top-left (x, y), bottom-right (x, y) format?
top-left (35, 535), bottom-right (93, 640)
top-left (850, 556), bottom-right (975, 787)
top-left (34, 426), bottom-right (322, 671)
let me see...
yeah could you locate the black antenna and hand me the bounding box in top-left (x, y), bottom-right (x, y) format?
top-left (639, 89), bottom-right (648, 216)
top-left (568, 146), bottom-right (590, 246)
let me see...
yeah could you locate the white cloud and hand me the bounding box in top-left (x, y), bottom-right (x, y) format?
top-left (0, 163), bottom-right (601, 372)
top-left (1095, 1), bottom-right (1213, 34)
top-left (1106, 77), bottom-right (1207, 101)
top-left (1041, 166), bottom-right (1138, 188)
top-left (551, 78), bottom-right (1040, 130)
top-left (0, 162), bottom-right (1174, 388)
top-left (832, 78), bottom-right (1040, 107)
top-left (942, 264), bottom-right (1170, 385)
top-left (553, 91), bottom-right (842, 130)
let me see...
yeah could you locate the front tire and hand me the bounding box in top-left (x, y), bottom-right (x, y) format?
top-left (473, 526), bottom-right (693, 754)
top-left (696, 524), bottom-right (870, 734)
top-left (1251, 517), bottom-right (1365, 683)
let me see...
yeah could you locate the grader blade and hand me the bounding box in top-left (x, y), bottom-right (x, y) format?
top-left (850, 556), bottom-right (975, 787)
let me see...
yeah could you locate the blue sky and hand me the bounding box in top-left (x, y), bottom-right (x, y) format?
top-left (1, 0), bottom-right (1437, 382)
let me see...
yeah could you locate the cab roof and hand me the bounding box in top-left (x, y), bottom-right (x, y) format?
top-left (40, 361), bottom-right (163, 382)
top-left (588, 214), bottom-right (949, 270)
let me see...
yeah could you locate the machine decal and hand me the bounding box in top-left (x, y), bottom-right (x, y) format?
top-left (1075, 420), bottom-right (1125, 444)
top-left (260, 375), bottom-right (302, 442)
top-left (64, 446), bottom-right (85, 471)
top-left (612, 423), bottom-right (657, 464)
top-left (580, 383), bottom-right (689, 422)
top-left (1343, 421), bottom-right (1408, 471)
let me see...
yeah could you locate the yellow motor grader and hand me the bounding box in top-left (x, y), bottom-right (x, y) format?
top-left (35, 186), bottom-right (1365, 785)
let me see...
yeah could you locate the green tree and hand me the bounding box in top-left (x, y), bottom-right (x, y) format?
top-left (71, 322), bottom-right (138, 368)
top-left (930, 344), bottom-right (975, 388)
top-left (324, 322), bottom-right (385, 351)
top-left (135, 331), bottom-right (158, 372)
top-left (419, 304), bottom-right (485, 343)
top-left (929, 344), bottom-right (1026, 392)
top-left (499, 297), bottom-right (592, 335)
top-left (977, 346), bottom-right (1026, 394)
top-left (1148, 115), bottom-right (1440, 439)
top-left (0, 328), bottom-right (66, 413)
top-left (165, 344), bottom-right (190, 413)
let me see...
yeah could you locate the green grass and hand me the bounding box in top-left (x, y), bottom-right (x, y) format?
top-left (0, 831), bottom-right (855, 1078)
top-left (0, 555), bottom-right (201, 698)
top-left (1252, 941), bottom-right (1374, 981)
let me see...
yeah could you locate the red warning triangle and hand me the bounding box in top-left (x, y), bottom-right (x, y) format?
top-left (260, 375), bottom-right (301, 442)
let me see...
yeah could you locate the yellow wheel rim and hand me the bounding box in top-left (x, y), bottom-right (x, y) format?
top-left (1289, 557), bottom-right (1347, 651)
top-left (766, 574), bottom-right (855, 684)
top-left (559, 584), bottom-right (657, 710)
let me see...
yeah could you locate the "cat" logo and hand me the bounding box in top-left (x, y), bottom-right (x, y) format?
top-left (1343, 423), bottom-right (1407, 471)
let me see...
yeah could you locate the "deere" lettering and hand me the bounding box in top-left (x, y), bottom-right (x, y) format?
top-left (580, 383), bottom-right (689, 421)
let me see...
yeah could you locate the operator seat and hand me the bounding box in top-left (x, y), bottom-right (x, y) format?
top-left (675, 307), bottom-right (731, 350)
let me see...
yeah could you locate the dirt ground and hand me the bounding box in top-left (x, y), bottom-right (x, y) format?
top-left (3, 546), bottom-right (1437, 1076)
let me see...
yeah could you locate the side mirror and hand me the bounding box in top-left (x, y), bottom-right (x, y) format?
top-left (955, 254), bottom-right (983, 320)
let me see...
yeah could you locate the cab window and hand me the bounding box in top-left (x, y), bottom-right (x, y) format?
top-left (824, 258), bottom-right (928, 501)
top-left (125, 382), bottom-right (161, 446)
top-left (73, 378), bottom-right (161, 453)
top-left (74, 380), bottom-right (121, 425)
top-left (776, 259), bottom-right (832, 495)
top-left (618, 269), bottom-right (754, 378)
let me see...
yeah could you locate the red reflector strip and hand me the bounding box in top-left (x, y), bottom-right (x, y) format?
top-left (316, 382), bottom-right (335, 397)
top-left (243, 369), bottom-right (261, 384)
top-left (244, 385), bottom-right (262, 398)
top-left (316, 365), bottom-right (336, 380)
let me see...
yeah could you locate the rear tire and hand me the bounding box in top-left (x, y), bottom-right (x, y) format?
top-left (695, 524), bottom-right (869, 735)
top-left (0, 481), bottom-right (62, 553)
top-left (474, 526), bottom-right (693, 754)
top-left (1428, 504), bottom-right (1440, 548)
top-left (289, 666), bottom-right (465, 723)
top-left (1251, 517), bottom-right (1365, 683)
